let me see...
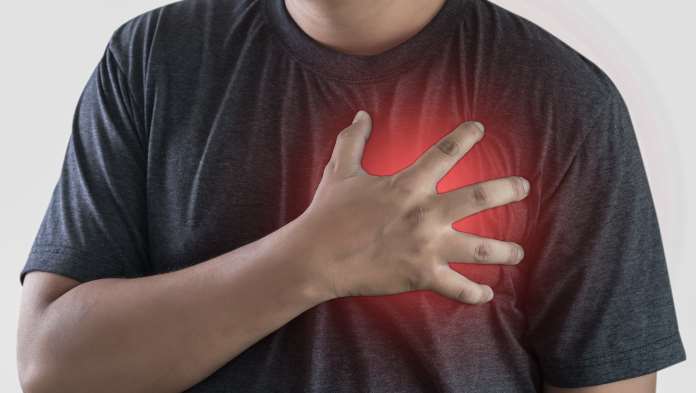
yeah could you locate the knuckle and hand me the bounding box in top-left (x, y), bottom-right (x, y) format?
top-left (405, 275), bottom-right (419, 292)
top-left (471, 184), bottom-right (489, 206)
top-left (408, 231), bottom-right (436, 259)
top-left (418, 266), bottom-right (435, 289)
top-left (436, 138), bottom-right (461, 156)
top-left (403, 235), bottom-right (438, 275)
top-left (389, 174), bottom-right (412, 192)
top-left (389, 174), bottom-right (422, 202)
top-left (385, 174), bottom-right (399, 189)
top-left (408, 266), bottom-right (433, 291)
top-left (403, 199), bottom-right (440, 234)
top-left (474, 240), bottom-right (491, 262)
top-left (405, 205), bottom-right (428, 226)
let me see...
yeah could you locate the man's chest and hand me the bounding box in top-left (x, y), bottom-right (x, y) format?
top-left (141, 69), bottom-right (533, 294)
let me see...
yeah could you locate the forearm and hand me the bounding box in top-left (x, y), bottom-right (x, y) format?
top-left (20, 216), bottom-right (331, 393)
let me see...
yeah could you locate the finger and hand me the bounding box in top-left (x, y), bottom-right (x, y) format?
top-left (429, 265), bottom-right (494, 304)
top-left (437, 175), bottom-right (529, 220)
top-left (439, 230), bottom-right (524, 265)
top-left (328, 110), bottom-right (373, 178)
top-left (396, 121), bottom-right (484, 189)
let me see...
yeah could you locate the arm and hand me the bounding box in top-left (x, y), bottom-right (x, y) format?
top-left (523, 88), bottom-right (685, 388)
top-left (17, 215), bottom-right (331, 393)
top-left (18, 113), bottom-right (529, 393)
top-left (545, 372), bottom-right (656, 393)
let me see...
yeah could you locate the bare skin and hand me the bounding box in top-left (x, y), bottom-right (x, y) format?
top-left (285, 1), bottom-right (659, 389)
top-left (303, 112), bottom-right (526, 301)
top-left (18, 113), bottom-right (527, 393)
top-left (19, 1), bottom-right (657, 392)
top-left (285, 0), bottom-right (447, 55)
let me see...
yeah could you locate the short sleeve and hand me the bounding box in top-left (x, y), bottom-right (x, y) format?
top-left (522, 89), bottom-right (687, 387)
top-left (19, 36), bottom-right (150, 285)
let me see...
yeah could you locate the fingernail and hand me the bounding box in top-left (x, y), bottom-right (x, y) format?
top-left (472, 121), bottom-right (485, 134)
top-left (519, 177), bottom-right (530, 194)
top-left (353, 110), bottom-right (366, 124)
top-left (482, 286), bottom-right (494, 302)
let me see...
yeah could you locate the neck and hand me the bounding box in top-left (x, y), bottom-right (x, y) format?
top-left (284, 0), bottom-right (447, 56)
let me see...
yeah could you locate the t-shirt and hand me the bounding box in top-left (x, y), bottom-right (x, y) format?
top-left (20, 0), bottom-right (687, 391)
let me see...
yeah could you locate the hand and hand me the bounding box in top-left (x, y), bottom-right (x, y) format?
top-left (296, 110), bottom-right (529, 304)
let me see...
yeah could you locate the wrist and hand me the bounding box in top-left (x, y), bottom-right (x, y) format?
top-left (269, 213), bottom-right (338, 305)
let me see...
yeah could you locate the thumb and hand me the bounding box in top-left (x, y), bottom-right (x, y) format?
top-left (429, 266), bottom-right (494, 304)
top-left (328, 110), bottom-right (373, 178)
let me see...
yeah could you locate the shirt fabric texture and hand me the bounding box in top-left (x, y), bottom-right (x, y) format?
top-left (20, 0), bottom-right (687, 391)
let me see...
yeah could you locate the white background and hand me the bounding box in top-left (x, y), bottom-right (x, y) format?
top-left (0, 1), bottom-right (693, 391)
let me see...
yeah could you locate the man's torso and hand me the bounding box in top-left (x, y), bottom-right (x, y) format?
top-left (111, 0), bottom-right (612, 391)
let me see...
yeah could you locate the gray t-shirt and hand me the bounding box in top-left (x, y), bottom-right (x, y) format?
top-left (20, 0), bottom-right (686, 391)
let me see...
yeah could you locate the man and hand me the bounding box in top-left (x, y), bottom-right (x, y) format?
top-left (17, 0), bottom-right (686, 392)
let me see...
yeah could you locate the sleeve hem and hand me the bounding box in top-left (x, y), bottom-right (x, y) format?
top-left (20, 244), bottom-right (125, 285)
top-left (541, 331), bottom-right (687, 388)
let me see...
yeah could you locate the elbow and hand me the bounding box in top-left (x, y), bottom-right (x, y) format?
top-left (18, 272), bottom-right (84, 393)
top-left (18, 350), bottom-right (67, 393)
top-left (18, 360), bottom-right (54, 393)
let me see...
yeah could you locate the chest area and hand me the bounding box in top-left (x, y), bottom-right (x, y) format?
top-left (142, 71), bottom-right (535, 283)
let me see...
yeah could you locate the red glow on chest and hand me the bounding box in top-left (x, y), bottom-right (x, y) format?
top-left (343, 111), bottom-right (529, 311)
